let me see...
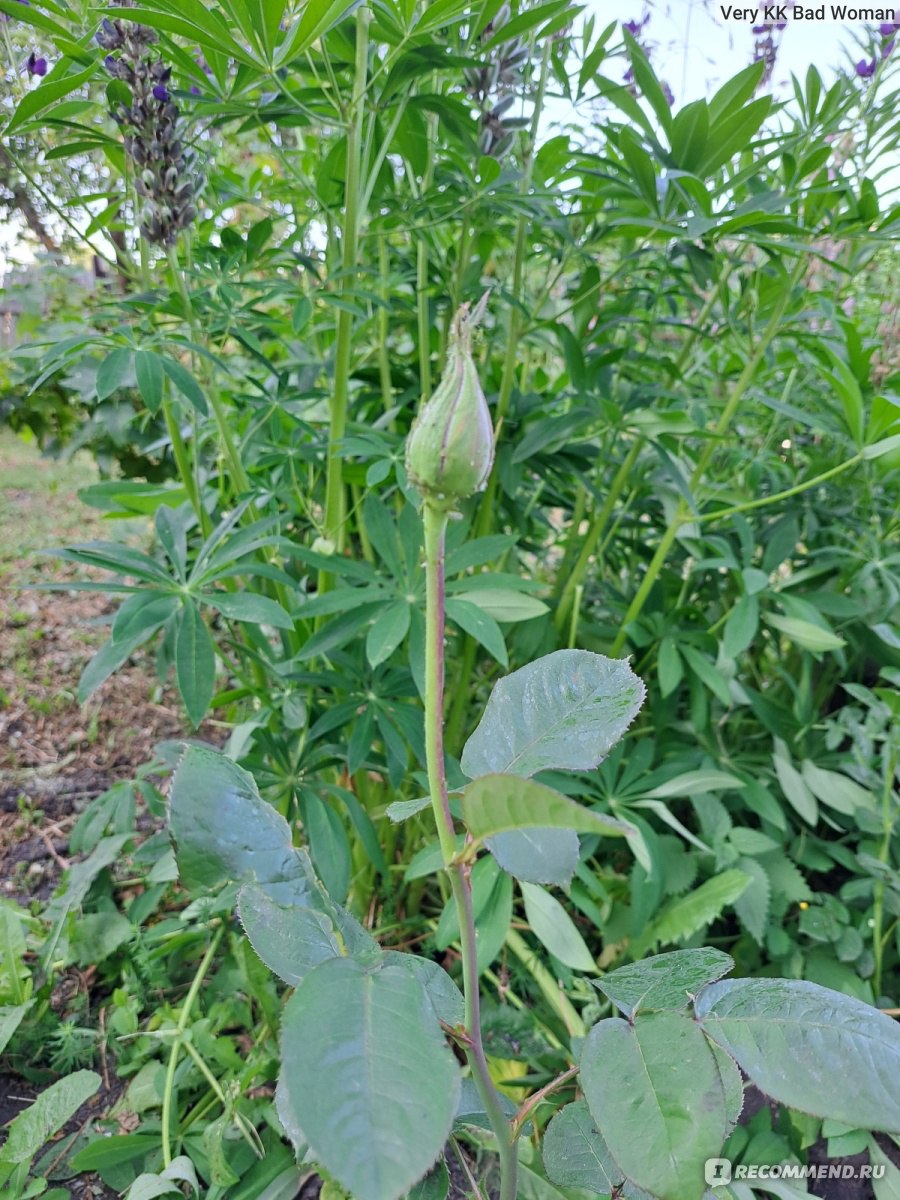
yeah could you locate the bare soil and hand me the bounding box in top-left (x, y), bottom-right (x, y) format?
top-left (0, 431), bottom-right (219, 904)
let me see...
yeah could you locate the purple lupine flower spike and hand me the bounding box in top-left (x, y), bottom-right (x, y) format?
top-left (98, 17), bottom-right (199, 245)
top-left (855, 57), bottom-right (876, 78)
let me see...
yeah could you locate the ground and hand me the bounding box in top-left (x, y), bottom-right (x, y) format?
top-left (0, 430), bottom-right (200, 1197)
top-left (0, 429), bottom-right (208, 904)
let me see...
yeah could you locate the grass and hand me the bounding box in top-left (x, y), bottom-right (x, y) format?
top-left (0, 428), bottom-right (107, 582)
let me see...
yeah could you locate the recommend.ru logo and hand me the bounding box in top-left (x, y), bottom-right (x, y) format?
top-left (705, 1160), bottom-right (885, 1186)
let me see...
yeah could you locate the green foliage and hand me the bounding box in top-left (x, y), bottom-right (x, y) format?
top-left (2, 0), bottom-right (900, 1196)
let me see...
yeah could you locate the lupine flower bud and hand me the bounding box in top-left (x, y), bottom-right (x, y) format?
top-left (405, 299), bottom-right (494, 507)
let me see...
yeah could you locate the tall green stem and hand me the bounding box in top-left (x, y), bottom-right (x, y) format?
top-left (422, 503), bottom-right (517, 1200)
top-left (165, 245), bottom-right (243, 530)
top-left (474, 39), bottom-right (552, 539)
top-left (417, 238), bottom-right (433, 403)
top-left (320, 5), bottom-right (370, 584)
top-left (377, 232), bottom-right (394, 416)
top-left (609, 261), bottom-right (802, 656)
top-left (162, 399), bottom-right (203, 527)
top-left (446, 45), bottom-right (553, 745)
top-left (555, 438), bottom-right (642, 630)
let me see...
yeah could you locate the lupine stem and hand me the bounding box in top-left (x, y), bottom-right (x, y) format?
top-left (377, 232), bottom-right (394, 416)
top-left (421, 501), bottom-right (518, 1200)
top-left (609, 260), bottom-right (803, 656)
top-left (319, 3), bottom-right (370, 589)
top-left (445, 43), bottom-right (553, 749)
top-left (474, 38), bottom-right (552, 541)
top-left (554, 438), bottom-right (642, 630)
top-left (165, 245), bottom-right (248, 506)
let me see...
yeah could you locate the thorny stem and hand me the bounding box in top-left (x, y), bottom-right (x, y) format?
top-left (512, 1064), bottom-right (579, 1138)
top-left (422, 502), bottom-right (518, 1200)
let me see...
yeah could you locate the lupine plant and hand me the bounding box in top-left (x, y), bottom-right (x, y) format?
top-left (2, 1), bottom-right (900, 1195)
top-left (157, 306), bottom-right (900, 1200)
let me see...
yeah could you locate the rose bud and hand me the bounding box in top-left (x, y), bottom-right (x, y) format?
top-left (405, 299), bottom-right (494, 506)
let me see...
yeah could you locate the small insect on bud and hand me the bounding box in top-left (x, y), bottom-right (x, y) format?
top-left (405, 297), bottom-right (495, 507)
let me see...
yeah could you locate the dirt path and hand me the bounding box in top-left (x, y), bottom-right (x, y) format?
top-left (0, 431), bottom-right (200, 902)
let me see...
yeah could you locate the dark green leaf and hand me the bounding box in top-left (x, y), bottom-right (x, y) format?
top-left (723, 594), bottom-right (759, 658)
top-left (446, 598), bottom-right (508, 668)
top-left (96, 347), bottom-right (133, 399)
top-left (168, 747), bottom-right (378, 959)
top-left (112, 592), bottom-right (178, 644)
top-left (5, 59), bottom-right (98, 136)
top-left (366, 600), bottom-right (411, 667)
top-left (522, 882), bottom-right (595, 972)
top-left (135, 349), bottom-right (165, 412)
top-left (237, 884), bottom-right (344, 986)
top-left (543, 1099), bottom-right (652, 1197)
top-left (205, 591), bottom-right (294, 631)
top-left (161, 356), bottom-right (209, 415)
top-left (78, 630), bottom-right (154, 703)
top-left (175, 600), bottom-right (216, 727)
top-left (462, 775), bottom-right (634, 842)
top-left (381, 952), bottom-right (464, 1027)
top-left (0, 1071), bottom-right (101, 1167)
top-left (486, 828), bottom-right (580, 886)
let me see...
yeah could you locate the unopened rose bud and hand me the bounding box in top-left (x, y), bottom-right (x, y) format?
top-left (405, 299), bottom-right (494, 507)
